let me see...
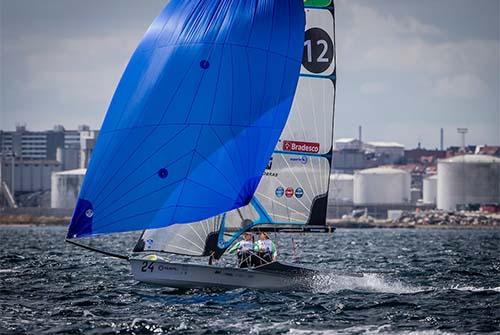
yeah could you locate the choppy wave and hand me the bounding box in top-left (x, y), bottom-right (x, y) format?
top-left (287, 325), bottom-right (461, 335)
top-left (309, 272), bottom-right (423, 294)
top-left (1, 226), bottom-right (499, 334)
top-left (447, 285), bottom-right (500, 292)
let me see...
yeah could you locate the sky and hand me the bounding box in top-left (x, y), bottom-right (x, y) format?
top-left (0, 0), bottom-right (499, 149)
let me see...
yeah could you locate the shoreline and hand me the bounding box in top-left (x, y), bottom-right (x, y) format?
top-left (0, 219), bottom-right (498, 230)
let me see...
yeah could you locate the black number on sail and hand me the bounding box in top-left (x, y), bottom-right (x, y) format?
top-left (302, 27), bottom-right (333, 73)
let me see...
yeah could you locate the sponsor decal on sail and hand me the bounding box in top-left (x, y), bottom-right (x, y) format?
top-left (285, 187), bottom-right (294, 198)
top-left (289, 156), bottom-right (308, 164)
top-left (282, 140), bottom-right (320, 153)
top-left (275, 187), bottom-right (285, 198)
top-left (264, 157), bottom-right (278, 177)
top-left (295, 187), bottom-right (304, 198)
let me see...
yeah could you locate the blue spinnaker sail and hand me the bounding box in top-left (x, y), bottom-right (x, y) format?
top-left (67, 0), bottom-right (305, 239)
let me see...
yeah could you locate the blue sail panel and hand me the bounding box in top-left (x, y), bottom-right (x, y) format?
top-left (67, 0), bottom-right (305, 239)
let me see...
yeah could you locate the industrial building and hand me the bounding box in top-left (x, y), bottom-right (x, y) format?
top-left (332, 138), bottom-right (405, 173)
top-left (0, 125), bottom-right (97, 207)
top-left (437, 155), bottom-right (500, 211)
top-left (51, 169), bottom-right (86, 209)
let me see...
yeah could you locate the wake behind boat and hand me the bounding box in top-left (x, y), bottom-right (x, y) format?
top-left (65, 0), bottom-right (342, 291)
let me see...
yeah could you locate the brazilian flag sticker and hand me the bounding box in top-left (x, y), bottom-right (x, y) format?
top-left (304, 0), bottom-right (332, 7)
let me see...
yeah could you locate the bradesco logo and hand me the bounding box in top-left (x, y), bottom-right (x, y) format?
top-left (282, 140), bottom-right (320, 153)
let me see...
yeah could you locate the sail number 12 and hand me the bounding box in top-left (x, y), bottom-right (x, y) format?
top-left (302, 27), bottom-right (334, 74)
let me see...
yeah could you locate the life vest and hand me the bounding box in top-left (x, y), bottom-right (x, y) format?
top-left (238, 240), bottom-right (253, 252)
top-left (257, 239), bottom-right (273, 254)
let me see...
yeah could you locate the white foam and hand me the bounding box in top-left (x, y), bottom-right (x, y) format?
top-left (309, 273), bottom-right (423, 294)
top-left (287, 325), bottom-right (461, 335)
top-left (448, 285), bottom-right (500, 293)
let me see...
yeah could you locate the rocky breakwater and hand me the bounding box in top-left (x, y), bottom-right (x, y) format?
top-left (394, 210), bottom-right (499, 227)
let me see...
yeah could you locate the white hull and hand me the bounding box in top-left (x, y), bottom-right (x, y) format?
top-left (130, 258), bottom-right (315, 290)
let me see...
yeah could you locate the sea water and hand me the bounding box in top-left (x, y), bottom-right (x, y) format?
top-left (0, 227), bottom-right (498, 334)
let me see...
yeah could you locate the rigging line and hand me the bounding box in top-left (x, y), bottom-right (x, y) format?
top-left (281, 154), bottom-right (314, 205)
top-left (270, 213), bottom-right (305, 222)
top-left (293, 99), bottom-right (319, 197)
top-left (255, 192), bottom-right (308, 218)
top-left (93, 125), bottom-right (189, 209)
top-left (164, 243), bottom-right (203, 255)
top-left (187, 222), bottom-right (207, 246)
top-left (199, 219), bottom-right (209, 237)
top-left (236, 208), bottom-right (244, 221)
top-left (174, 232), bottom-right (205, 252)
top-left (65, 239), bottom-right (128, 260)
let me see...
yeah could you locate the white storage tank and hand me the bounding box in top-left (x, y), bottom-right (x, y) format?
top-left (329, 173), bottom-right (354, 203)
top-left (423, 175), bottom-right (438, 204)
top-left (437, 155), bottom-right (500, 210)
top-left (354, 167), bottom-right (411, 205)
top-left (51, 169), bottom-right (86, 209)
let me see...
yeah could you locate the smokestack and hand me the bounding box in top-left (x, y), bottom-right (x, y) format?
top-left (358, 126), bottom-right (362, 142)
top-left (440, 128), bottom-right (444, 151)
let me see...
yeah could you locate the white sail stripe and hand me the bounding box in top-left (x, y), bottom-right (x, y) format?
top-left (320, 80), bottom-right (327, 189)
top-left (166, 243), bottom-right (203, 254)
top-left (187, 222), bottom-right (206, 245)
top-left (281, 154), bottom-right (314, 205)
top-left (270, 213), bottom-right (305, 222)
top-left (200, 219), bottom-right (209, 237)
top-left (175, 232), bottom-right (205, 251)
top-left (293, 98), bottom-right (319, 198)
top-left (307, 79), bottom-right (320, 194)
top-left (272, 165), bottom-right (313, 213)
top-left (255, 191), bottom-right (309, 218)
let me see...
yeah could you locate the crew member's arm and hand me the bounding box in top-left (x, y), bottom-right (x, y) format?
top-left (228, 242), bottom-right (241, 254)
top-left (271, 241), bottom-right (278, 261)
top-left (253, 241), bottom-right (261, 253)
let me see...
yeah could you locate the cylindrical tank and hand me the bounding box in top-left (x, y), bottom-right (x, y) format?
top-left (423, 175), bottom-right (438, 204)
top-left (410, 188), bottom-right (421, 204)
top-left (437, 155), bottom-right (500, 210)
top-left (329, 173), bottom-right (354, 203)
top-left (51, 169), bottom-right (86, 208)
top-left (354, 167), bottom-right (411, 205)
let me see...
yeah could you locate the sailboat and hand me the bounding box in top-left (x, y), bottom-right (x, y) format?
top-left (67, 0), bottom-right (342, 290)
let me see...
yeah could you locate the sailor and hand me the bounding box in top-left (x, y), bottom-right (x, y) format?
top-left (255, 232), bottom-right (277, 265)
top-left (228, 232), bottom-right (255, 268)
